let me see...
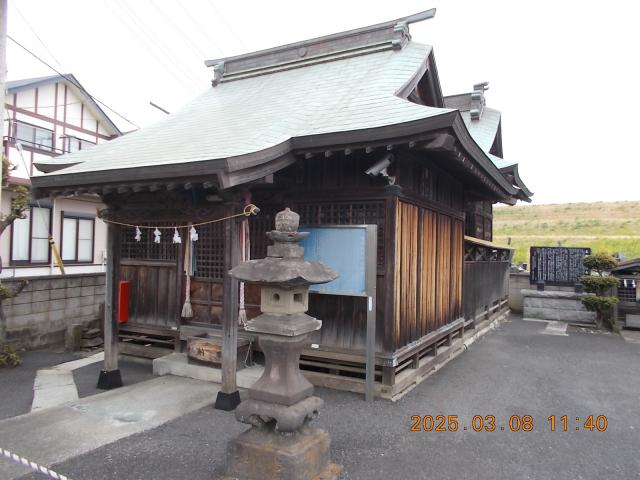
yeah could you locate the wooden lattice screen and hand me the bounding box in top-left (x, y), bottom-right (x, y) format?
top-left (297, 201), bottom-right (386, 266)
top-left (193, 221), bottom-right (225, 280)
top-left (120, 222), bottom-right (179, 261)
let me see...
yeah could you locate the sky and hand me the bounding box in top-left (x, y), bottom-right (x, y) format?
top-left (6, 0), bottom-right (640, 205)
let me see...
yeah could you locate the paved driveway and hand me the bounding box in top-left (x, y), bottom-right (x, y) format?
top-left (11, 315), bottom-right (640, 480)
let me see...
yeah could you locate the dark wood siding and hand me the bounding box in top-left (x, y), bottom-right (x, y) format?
top-left (394, 201), bottom-right (463, 350)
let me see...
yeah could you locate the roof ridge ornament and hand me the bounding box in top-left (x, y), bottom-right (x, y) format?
top-left (470, 81), bottom-right (489, 120)
top-left (392, 21), bottom-right (411, 50)
top-left (206, 9), bottom-right (435, 86)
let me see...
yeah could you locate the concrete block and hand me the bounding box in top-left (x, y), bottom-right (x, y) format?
top-left (10, 291), bottom-right (32, 305)
top-left (66, 297), bottom-right (81, 308)
top-left (15, 312), bottom-right (48, 326)
top-left (67, 277), bottom-right (83, 287)
top-left (31, 301), bottom-right (52, 314)
top-left (49, 299), bottom-right (67, 311)
top-left (96, 275), bottom-right (106, 285)
top-left (80, 286), bottom-right (95, 297)
top-left (29, 279), bottom-right (51, 291)
top-left (66, 287), bottom-right (83, 299)
top-left (524, 306), bottom-right (596, 323)
top-left (50, 288), bottom-right (67, 300)
top-left (50, 278), bottom-right (67, 289)
top-left (523, 297), bottom-right (590, 311)
top-left (153, 353), bottom-right (263, 388)
top-left (10, 302), bottom-right (32, 316)
top-left (80, 296), bottom-right (96, 307)
top-left (64, 307), bottom-right (82, 319)
top-left (48, 309), bottom-right (66, 322)
top-left (79, 304), bottom-right (96, 317)
top-left (32, 290), bottom-right (51, 302)
top-left (94, 285), bottom-right (105, 296)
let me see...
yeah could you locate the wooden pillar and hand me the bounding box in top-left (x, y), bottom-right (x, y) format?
top-left (215, 213), bottom-right (241, 410)
top-left (97, 222), bottom-right (122, 389)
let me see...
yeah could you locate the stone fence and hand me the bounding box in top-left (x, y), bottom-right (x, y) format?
top-left (509, 271), bottom-right (575, 313)
top-left (2, 273), bottom-right (105, 349)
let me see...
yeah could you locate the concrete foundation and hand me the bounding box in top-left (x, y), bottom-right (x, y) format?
top-left (522, 289), bottom-right (596, 323)
top-left (153, 352), bottom-right (263, 388)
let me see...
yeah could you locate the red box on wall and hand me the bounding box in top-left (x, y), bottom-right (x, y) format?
top-left (118, 281), bottom-right (130, 324)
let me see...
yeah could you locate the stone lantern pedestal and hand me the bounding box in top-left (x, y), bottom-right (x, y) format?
top-left (222, 208), bottom-right (341, 480)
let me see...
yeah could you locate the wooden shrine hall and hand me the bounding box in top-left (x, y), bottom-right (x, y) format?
top-left (32, 9), bottom-right (533, 399)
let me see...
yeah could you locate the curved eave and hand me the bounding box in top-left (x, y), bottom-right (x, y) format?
top-left (500, 164), bottom-right (534, 197)
top-left (31, 110), bottom-right (520, 202)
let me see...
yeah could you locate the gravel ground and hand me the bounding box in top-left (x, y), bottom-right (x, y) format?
top-left (15, 316), bottom-right (640, 480)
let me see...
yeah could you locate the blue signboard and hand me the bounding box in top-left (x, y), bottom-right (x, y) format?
top-left (299, 226), bottom-right (367, 296)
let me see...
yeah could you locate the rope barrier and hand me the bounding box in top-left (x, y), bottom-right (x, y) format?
top-left (1, 447), bottom-right (72, 480)
top-left (97, 204), bottom-right (260, 229)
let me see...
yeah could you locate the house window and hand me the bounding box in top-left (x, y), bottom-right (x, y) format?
top-left (61, 213), bottom-right (95, 263)
top-left (63, 136), bottom-right (95, 153)
top-left (11, 206), bottom-right (52, 263)
top-left (13, 121), bottom-right (54, 151)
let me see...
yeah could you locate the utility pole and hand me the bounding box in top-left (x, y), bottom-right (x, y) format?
top-left (0, 0), bottom-right (7, 204)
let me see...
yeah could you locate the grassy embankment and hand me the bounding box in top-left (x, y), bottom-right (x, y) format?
top-left (493, 201), bottom-right (640, 264)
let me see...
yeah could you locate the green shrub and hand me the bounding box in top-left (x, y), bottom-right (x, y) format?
top-left (580, 252), bottom-right (620, 332)
top-left (583, 252), bottom-right (618, 273)
top-left (579, 275), bottom-right (620, 295)
top-left (0, 344), bottom-right (22, 367)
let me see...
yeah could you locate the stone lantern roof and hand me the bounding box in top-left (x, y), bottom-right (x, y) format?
top-left (229, 208), bottom-right (337, 288)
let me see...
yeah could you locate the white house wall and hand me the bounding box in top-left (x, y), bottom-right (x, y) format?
top-left (2, 77), bottom-right (119, 278)
top-left (0, 193), bottom-right (107, 278)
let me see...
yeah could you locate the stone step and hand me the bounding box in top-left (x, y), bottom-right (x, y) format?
top-left (153, 352), bottom-right (263, 388)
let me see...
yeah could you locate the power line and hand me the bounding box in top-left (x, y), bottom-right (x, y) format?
top-left (205, 0), bottom-right (246, 49)
top-left (174, 0), bottom-right (225, 57)
top-left (111, 0), bottom-right (203, 93)
top-left (7, 35), bottom-right (140, 129)
top-left (101, 1), bottom-right (200, 95)
top-left (9, 0), bottom-right (65, 72)
top-left (150, 1), bottom-right (208, 60)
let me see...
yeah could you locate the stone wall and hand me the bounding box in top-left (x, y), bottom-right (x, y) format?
top-left (2, 273), bottom-right (105, 349)
top-left (522, 289), bottom-right (596, 323)
top-left (509, 272), bottom-right (575, 313)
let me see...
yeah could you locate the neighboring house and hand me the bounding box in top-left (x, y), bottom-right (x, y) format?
top-left (611, 258), bottom-right (640, 327)
top-left (1, 74), bottom-right (122, 277)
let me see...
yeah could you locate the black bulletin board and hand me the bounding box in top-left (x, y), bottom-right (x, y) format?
top-left (530, 246), bottom-right (591, 285)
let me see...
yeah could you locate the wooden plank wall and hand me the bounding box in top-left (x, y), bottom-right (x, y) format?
top-left (394, 201), bottom-right (463, 350)
top-left (120, 261), bottom-right (180, 328)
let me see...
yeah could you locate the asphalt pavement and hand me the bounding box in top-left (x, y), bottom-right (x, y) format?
top-left (0, 350), bottom-right (77, 420)
top-left (9, 315), bottom-right (640, 480)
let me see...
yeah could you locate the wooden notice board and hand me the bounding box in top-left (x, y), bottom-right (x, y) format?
top-left (299, 225), bottom-right (377, 401)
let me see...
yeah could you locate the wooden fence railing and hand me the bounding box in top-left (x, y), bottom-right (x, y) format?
top-left (462, 236), bottom-right (513, 323)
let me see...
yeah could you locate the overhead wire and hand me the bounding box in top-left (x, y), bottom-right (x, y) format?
top-left (205, 0), bottom-right (247, 50)
top-left (174, 0), bottom-right (225, 57)
top-left (7, 35), bottom-right (140, 129)
top-left (150, 1), bottom-right (209, 61)
top-left (110, 0), bottom-right (203, 93)
top-left (9, 0), bottom-right (66, 72)
top-left (102, 1), bottom-right (201, 95)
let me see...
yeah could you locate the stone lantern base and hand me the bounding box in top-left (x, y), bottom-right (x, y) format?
top-left (222, 425), bottom-right (341, 480)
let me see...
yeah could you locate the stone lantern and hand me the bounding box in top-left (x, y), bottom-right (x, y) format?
top-left (223, 208), bottom-right (340, 480)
